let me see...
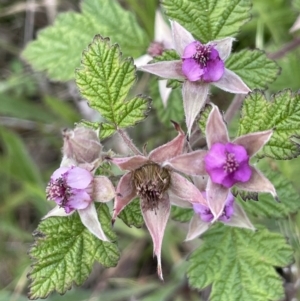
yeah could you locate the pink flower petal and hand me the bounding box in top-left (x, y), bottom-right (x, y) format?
top-left (182, 41), bottom-right (199, 58)
top-left (235, 167), bottom-right (277, 198)
top-left (169, 195), bottom-right (193, 208)
top-left (141, 196), bottom-right (171, 280)
top-left (202, 51), bottom-right (225, 82)
top-left (213, 68), bottom-right (251, 94)
top-left (113, 172), bottom-right (136, 221)
top-left (109, 156), bottom-right (148, 171)
top-left (212, 37), bottom-right (235, 62)
top-left (148, 122), bottom-right (186, 163)
top-left (78, 203), bottom-right (109, 241)
top-left (290, 15), bottom-right (300, 33)
top-left (154, 10), bottom-right (172, 46)
top-left (206, 104), bottom-right (229, 148)
top-left (171, 20), bottom-right (195, 56)
top-left (233, 130), bottom-right (273, 158)
top-left (158, 80), bottom-right (172, 107)
top-left (232, 161), bottom-right (252, 183)
top-left (186, 214), bottom-right (210, 241)
top-left (67, 189), bottom-right (91, 210)
top-left (182, 58), bottom-right (204, 81)
top-left (168, 172), bottom-right (207, 205)
top-left (134, 54), bottom-right (152, 67)
top-left (165, 150), bottom-right (207, 176)
top-left (182, 81), bottom-right (209, 136)
top-left (93, 176), bottom-right (115, 202)
top-left (51, 166), bottom-right (69, 180)
top-left (224, 202), bottom-right (255, 231)
top-left (139, 61), bottom-right (185, 80)
top-left (66, 167), bottom-right (93, 189)
top-left (206, 179), bottom-right (230, 220)
top-left (42, 205), bottom-right (72, 220)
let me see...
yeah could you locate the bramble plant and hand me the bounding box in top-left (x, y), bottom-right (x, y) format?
top-left (20, 0), bottom-right (300, 300)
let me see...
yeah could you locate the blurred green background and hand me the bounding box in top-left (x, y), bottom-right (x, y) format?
top-left (1, 0), bottom-right (300, 300)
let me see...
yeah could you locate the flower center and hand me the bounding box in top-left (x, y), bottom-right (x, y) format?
top-left (147, 41), bottom-right (165, 57)
top-left (223, 152), bottom-right (239, 174)
top-left (192, 44), bottom-right (212, 67)
top-left (133, 163), bottom-right (171, 212)
top-left (46, 177), bottom-right (71, 207)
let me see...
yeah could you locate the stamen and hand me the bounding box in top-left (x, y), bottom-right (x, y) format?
top-left (223, 152), bottom-right (239, 174)
top-left (133, 163), bottom-right (171, 212)
top-left (192, 44), bottom-right (212, 67)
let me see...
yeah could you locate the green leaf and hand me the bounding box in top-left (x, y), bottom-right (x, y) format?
top-left (226, 49), bottom-right (280, 90)
top-left (237, 165), bottom-right (300, 218)
top-left (198, 104), bottom-right (213, 134)
top-left (0, 127), bottom-right (42, 185)
top-left (293, 0), bottom-right (300, 11)
top-left (81, 0), bottom-right (148, 57)
top-left (150, 79), bottom-right (184, 128)
top-left (171, 206), bottom-right (193, 222)
top-left (118, 199), bottom-right (144, 228)
top-left (161, 0), bottom-right (251, 43)
top-left (100, 123), bottom-right (117, 139)
top-left (76, 35), bottom-right (150, 132)
top-left (238, 90), bottom-right (300, 159)
top-left (28, 204), bottom-right (120, 299)
top-left (22, 0), bottom-right (148, 81)
top-left (187, 224), bottom-right (293, 301)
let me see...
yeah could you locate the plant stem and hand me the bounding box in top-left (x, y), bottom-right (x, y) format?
top-left (224, 94), bottom-right (245, 123)
top-left (117, 128), bottom-right (143, 155)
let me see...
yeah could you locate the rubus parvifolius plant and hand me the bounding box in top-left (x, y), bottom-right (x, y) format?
top-left (22, 0), bottom-right (300, 300)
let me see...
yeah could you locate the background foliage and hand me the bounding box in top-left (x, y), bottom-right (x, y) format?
top-left (1, 0), bottom-right (300, 300)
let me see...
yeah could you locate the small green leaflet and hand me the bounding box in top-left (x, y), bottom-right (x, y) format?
top-left (237, 164), bottom-right (300, 218)
top-left (118, 199), bottom-right (144, 228)
top-left (187, 224), bottom-right (293, 301)
top-left (238, 90), bottom-right (300, 159)
top-left (28, 204), bottom-right (119, 300)
top-left (76, 35), bottom-right (151, 139)
top-left (22, 0), bottom-right (148, 81)
top-left (226, 49), bottom-right (279, 90)
top-left (161, 0), bottom-right (251, 43)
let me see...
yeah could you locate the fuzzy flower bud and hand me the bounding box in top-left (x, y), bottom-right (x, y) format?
top-left (62, 126), bottom-right (102, 164)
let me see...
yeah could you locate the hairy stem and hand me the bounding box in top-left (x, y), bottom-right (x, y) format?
top-left (117, 129), bottom-right (143, 155)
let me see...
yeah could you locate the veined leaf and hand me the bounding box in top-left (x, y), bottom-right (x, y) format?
top-left (76, 35), bottom-right (151, 137)
top-left (237, 164), bottom-right (300, 218)
top-left (238, 90), bottom-right (300, 159)
top-left (28, 204), bottom-right (119, 299)
top-left (187, 224), bottom-right (293, 301)
top-left (118, 199), bottom-right (144, 228)
top-left (171, 206), bottom-right (193, 222)
top-left (161, 0), bottom-right (251, 43)
top-left (226, 49), bottom-right (280, 90)
top-left (22, 0), bottom-right (148, 81)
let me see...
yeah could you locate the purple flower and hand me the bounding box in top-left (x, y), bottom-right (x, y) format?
top-left (164, 104), bottom-right (277, 220)
top-left (139, 21), bottom-right (251, 135)
top-left (45, 165), bottom-right (115, 241)
top-left (193, 191), bottom-right (234, 223)
top-left (46, 166), bottom-right (93, 213)
top-left (108, 122), bottom-right (206, 280)
top-left (182, 41), bottom-right (224, 82)
top-left (205, 142), bottom-right (252, 188)
top-left (187, 188), bottom-right (254, 241)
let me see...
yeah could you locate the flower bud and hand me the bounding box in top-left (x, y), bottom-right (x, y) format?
top-left (62, 126), bottom-right (102, 164)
